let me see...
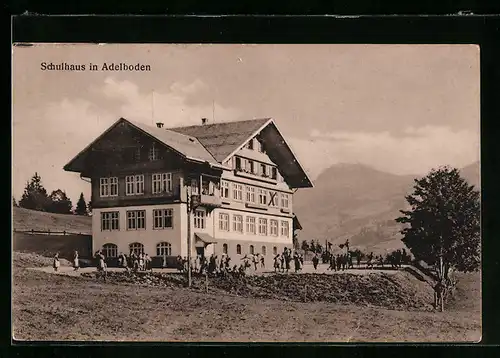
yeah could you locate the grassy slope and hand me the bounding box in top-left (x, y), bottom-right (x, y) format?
top-left (12, 253), bottom-right (480, 342)
top-left (12, 207), bottom-right (92, 234)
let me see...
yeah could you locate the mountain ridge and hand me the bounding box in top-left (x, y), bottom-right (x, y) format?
top-left (294, 161), bottom-right (479, 254)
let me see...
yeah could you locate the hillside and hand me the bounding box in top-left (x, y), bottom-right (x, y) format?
top-left (12, 207), bottom-right (92, 234)
top-left (294, 162), bottom-right (480, 254)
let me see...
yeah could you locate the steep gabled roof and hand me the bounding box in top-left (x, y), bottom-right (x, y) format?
top-left (171, 118), bottom-right (313, 188)
top-left (169, 118), bottom-right (271, 162)
top-left (63, 117), bottom-right (225, 173)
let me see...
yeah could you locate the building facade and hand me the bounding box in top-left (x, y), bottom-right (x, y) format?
top-left (64, 117), bottom-right (312, 268)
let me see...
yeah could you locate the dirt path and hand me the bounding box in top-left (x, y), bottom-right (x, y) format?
top-left (28, 263), bottom-right (404, 277)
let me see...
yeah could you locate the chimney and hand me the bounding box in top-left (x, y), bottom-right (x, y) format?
top-left (156, 122), bottom-right (164, 128)
top-left (201, 118), bottom-right (207, 125)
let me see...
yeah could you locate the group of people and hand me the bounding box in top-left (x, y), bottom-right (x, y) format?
top-left (175, 252), bottom-right (268, 277)
top-left (116, 251), bottom-right (153, 273)
top-left (327, 252), bottom-right (355, 271)
top-left (273, 247), bottom-right (304, 273)
top-left (52, 250), bottom-right (80, 272)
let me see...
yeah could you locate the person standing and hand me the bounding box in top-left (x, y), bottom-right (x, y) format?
top-left (119, 252), bottom-right (129, 273)
top-left (145, 253), bottom-right (152, 272)
top-left (73, 250), bottom-right (80, 271)
top-left (312, 254), bottom-right (319, 270)
top-left (293, 253), bottom-right (300, 273)
top-left (53, 252), bottom-right (60, 272)
top-left (96, 251), bottom-right (107, 280)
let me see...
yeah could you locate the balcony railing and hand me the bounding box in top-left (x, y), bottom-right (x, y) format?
top-left (234, 168), bottom-right (277, 184)
top-left (192, 194), bottom-right (222, 209)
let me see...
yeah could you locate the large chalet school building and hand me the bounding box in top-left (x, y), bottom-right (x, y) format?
top-left (64, 117), bottom-right (313, 267)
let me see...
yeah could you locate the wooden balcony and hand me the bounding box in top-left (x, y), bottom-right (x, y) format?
top-left (234, 169), bottom-right (278, 184)
top-left (192, 194), bottom-right (222, 210)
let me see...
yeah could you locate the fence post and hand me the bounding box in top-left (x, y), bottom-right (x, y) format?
top-left (31, 229), bottom-right (34, 234)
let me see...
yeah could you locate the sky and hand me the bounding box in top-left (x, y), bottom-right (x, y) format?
top-left (12, 44), bottom-right (480, 207)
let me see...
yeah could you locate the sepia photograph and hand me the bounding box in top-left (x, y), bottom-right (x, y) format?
top-left (12, 43), bottom-right (481, 342)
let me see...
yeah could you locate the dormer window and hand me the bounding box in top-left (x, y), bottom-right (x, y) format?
top-left (260, 163), bottom-right (267, 177)
top-left (235, 157), bottom-right (242, 171)
top-left (271, 167), bottom-right (277, 180)
top-left (148, 142), bottom-right (159, 161)
top-left (245, 159), bottom-right (254, 174)
top-left (247, 139), bottom-right (254, 150)
top-left (257, 139), bottom-right (264, 153)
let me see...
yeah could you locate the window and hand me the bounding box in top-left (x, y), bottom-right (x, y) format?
top-left (259, 218), bottom-right (268, 235)
top-left (236, 244), bottom-right (241, 255)
top-left (127, 210), bottom-right (145, 230)
top-left (234, 157), bottom-right (242, 171)
top-left (191, 179), bottom-right (199, 195)
top-left (101, 212), bottom-right (119, 231)
top-left (125, 175), bottom-right (144, 195)
top-left (281, 193), bottom-right (289, 209)
top-left (152, 173), bottom-right (172, 194)
top-left (258, 189), bottom-right (268, 206)
top-left (245, 186), bottom-right (255, 203)
top-left (99, 178), bottom-right (109, 197)
top-left (156, 242), bottom-right (172, 256)
top-left (220, 180), bottom-right (229, 199)
top-left (257, 139), bottom-right (264, 153)
top-left (129, 242), bottom-right (144, 255)
top-left (99, 177), bottom-right (118, 197)
top-left (110, 177), bottom-right (118, 196)
top-left (219, 213), bottom-right (229, 231)
top-left (153, 209), bottom-right (173, 229)
top-left (244, 159), bottom-right (254, 174)
top-left (223, 243), bottom-right (228, 254)
top-left (260, 163), bottom-right (267, 177)
top-left (134, 147), bottom-right (141, 162)
top-left (247, 139), bottom-right (254, 150)
top-left (102, 243), bottom-right (117, 258)
top-left (201, 180), bottom-right (211, 195)
top-left (262, 246), bottom-right (267, 255)
top-left (273, 246), bottom-right (278, 255)
top-left (194, 210), bottom-right (206, 229)
top-left (281, 220), bottom-right (290, 237)
top-left (249, 245), bottom-right (254, 255)
top-left (246, 216), bottom-right (256, 235)
top-left (232, 183), bottom-right (243, 201)
top-left (269, 191), bottom-right (278, 207)
top-left (233, 214), bottom-right (243, 233)
top-left (271, 167), bottom-right (277, 180)
top-left (149, 142), bottom-right (159, 161)
top-left (270, 219), bottom-right (278, 236)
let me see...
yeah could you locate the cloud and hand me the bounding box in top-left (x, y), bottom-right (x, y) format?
top-left (96, 77), bottom-right (241, 127)
top-left (289, 126), bottom-right (479, 180)
top-left (13, 77), bottom-right (242, 204)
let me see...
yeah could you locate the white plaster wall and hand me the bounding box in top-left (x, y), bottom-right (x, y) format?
top-left (92, 203), bottom-right (186, 257)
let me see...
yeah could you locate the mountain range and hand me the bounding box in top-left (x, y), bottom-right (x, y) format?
top-left (293, 161), bottom-right (480, 254)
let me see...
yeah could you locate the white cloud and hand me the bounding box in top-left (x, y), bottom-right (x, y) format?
top-left (96, 77), bottom-right (241, 127)
top-left (289, 126), bottom-right (479, 180)
top-left (13, 77), bottom-right (242, 204)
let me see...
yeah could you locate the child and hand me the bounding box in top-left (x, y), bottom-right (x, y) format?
top-left (73, 250), bottom-right (80, 271)
top-left (53, 252), bottom-right (60, 272)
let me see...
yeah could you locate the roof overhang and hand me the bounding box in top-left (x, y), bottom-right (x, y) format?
top-left (63, 118), bottom-right (222, 173)
top-left (293, 214), bottom-right (303, 230)
top-left (194, 233), bottom-right (217, 247)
